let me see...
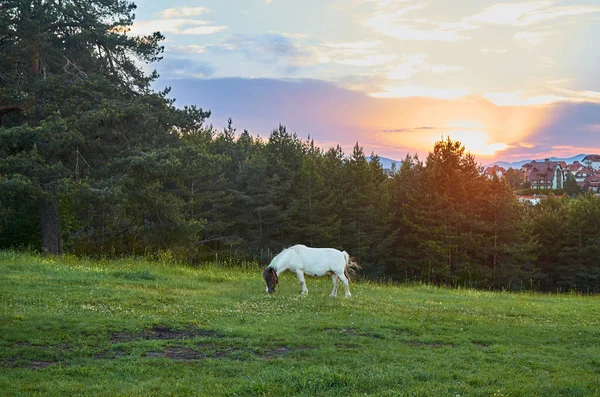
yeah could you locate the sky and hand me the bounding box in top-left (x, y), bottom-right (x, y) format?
top-left (130, 0), bottom-right (600, 163)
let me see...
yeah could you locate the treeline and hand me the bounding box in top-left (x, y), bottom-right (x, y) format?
top-left (2, 0), bottom-right (599, 292)
top-left (3, 119), bottom-right (600, 291)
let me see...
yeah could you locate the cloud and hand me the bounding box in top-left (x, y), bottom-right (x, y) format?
top-left (484, 90), bottom-right (565, 106)
top-left (218, 34), bottom-right (318, 68)
top-left (371, 84), bottom-right (470, 100)
top-left (547, 78), bottom-right (573, 85)
top-left (361, 1), bottom-right (599, 44)
top-left (467, 1), bottom-right (600, 26)
top-left (520, 3), bottom-right (600, 24)
top-left (157, 58), bottom-right (215, 78)
top-left (130, 18), bottom-right (227, 36)
top-left (382, 127), bottom-right (436, 133)
top-left (335, 54), bottom-right (398, 67)
top-left (383, 54), bottom-right (463, 81)
top-left (181, 26), bottom-right (227, 35)
top-left (513, 31), bottom-right (551, 46)
top-left (519, 142), bottom-right (536, 149)
top-left (216, 41), bottom-right (461, 84)
top-left (273, 32), bottom-right (309, 39)
top-left (168, 44), bottom-right (207, 54)
top-left (336, 74), bottom-right (388, 93)
top-left (158, 6), bottom-right (210, 18)
top-left (215, 34), bottom-right (397, 70)
top-left (480, 48), bottom-right (508, 54)
top-left (430, 64), bottom-right (463, 74)
top-left (368, 24), bottom-right (471, 42)
top-left (584, 124), bottom-right (600, 132)
top-left (363, 3), bottom-right (473, 42)
top-left (467, 2), bottom-right (552, 26)
top-left (131, 6), bottom-right (225, 37)
top-left (552, 88), bottom-right (600, 103)
top-left (319, 40), bottom-right (397, 66)
top-left (484, 87), bottom-right (600, 106)
top-left (510, 101), bottom-right (600, 158)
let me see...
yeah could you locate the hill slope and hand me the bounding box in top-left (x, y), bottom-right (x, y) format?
top-left (367, 156), bottom-right (400, 170)
top-left (1, 252), bottom-right (598, 396)
top-left (486, 154), bottom-right (589, 169)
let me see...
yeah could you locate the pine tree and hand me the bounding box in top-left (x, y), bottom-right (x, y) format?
top-left (0, 0), bottom-right (165, 254)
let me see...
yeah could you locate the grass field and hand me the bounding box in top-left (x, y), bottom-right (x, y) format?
top-left (1, 251), bottom-right (599, 396)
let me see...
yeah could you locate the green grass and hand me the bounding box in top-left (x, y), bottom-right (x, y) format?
top-left (0, 251), bottom-right (598, 397)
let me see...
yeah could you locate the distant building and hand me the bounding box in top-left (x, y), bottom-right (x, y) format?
top-left (557, 161), bottom-right (568, 171)
top-left (565, 161), bottom-right (585, 175)
top-left (575, 167), bottom-right (595, 185)
top-left (586, 175), bottom-right (600, 191)
top-left (520, 162), bottom-right (535, 183)
top-left (582, 155), bottom-right (600, 171)
top-left (483, 165), bottom-right (506, 179)
top-left (522, 159), bottom-right (565, 189)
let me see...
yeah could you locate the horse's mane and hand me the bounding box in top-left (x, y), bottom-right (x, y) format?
top-left (272, 245), bottom-right (303, 261)
top-left (267, 246), bottom-right (291, 270)
top-left (271, 247), bottom-right (289, 262)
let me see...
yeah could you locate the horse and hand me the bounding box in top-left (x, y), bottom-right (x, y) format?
top-left (262, 244), bottom-right (360, 298)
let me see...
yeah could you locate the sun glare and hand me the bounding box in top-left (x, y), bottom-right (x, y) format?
top-left (435, 130), bottom-right (508, 156)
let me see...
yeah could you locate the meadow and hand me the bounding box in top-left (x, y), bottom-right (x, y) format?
top-left (1, 251), bottom-right (598, 396)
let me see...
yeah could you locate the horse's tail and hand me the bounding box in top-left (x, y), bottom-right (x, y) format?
top-left (343, 251), bottom-right (361, 281)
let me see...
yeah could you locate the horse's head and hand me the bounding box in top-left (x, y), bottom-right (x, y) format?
top-left (262, 266), bottom-right (278, 294)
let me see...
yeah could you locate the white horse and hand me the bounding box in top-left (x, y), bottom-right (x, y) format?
top-left (262, 245), bottom-right (360, 298)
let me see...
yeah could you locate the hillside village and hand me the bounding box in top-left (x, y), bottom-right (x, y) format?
top-left (483, 155), bottom-right (600, 191)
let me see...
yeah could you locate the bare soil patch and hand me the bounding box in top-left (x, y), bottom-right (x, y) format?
top-left (140, 345), bottom-right (313, 361)
top-left (145, 347), bottom-right (208, 360)
top-left (110, 325), bottom-right (222, 342)
top-left (6, 357), bottom-right (58, 370)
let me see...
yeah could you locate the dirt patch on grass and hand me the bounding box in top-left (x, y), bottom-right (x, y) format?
top-left (6, 357), bottom-right (58, 370)
top-left (140, 345), bottom-right (312, 361)
top-left (27, 360), bottom-right (56, 369)
top-left (5, 342), bottom-right (72, 370)
top-left (110, 325), bottom-right (222, 342)
top-left (105, 326), bottom-right (313, 361)
top-left (145, 347), bottom-right (208, 360)
top-left (12, 342), bottom-right (71, 351)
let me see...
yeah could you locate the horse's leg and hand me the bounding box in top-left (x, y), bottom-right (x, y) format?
top-left (337, 273), bottom-right (351, 298)
top-left (295, 270), bottom-right (308, 295)
top-left (329, 274), bottom-right (339, 297)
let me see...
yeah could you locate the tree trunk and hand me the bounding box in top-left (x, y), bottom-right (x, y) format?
top-left (40, 197), bottom-right (62, 255)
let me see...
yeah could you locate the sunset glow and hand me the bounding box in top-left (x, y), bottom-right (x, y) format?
top-left (132, 0), bottom-right (600, 163)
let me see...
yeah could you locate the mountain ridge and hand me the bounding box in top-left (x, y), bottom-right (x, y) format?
top-left (366, 156), bottom-right (401, 170)
top-left (484, 154), bottom-right (590, 169)
top-left (368, 154), bottom-right (594, 170)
